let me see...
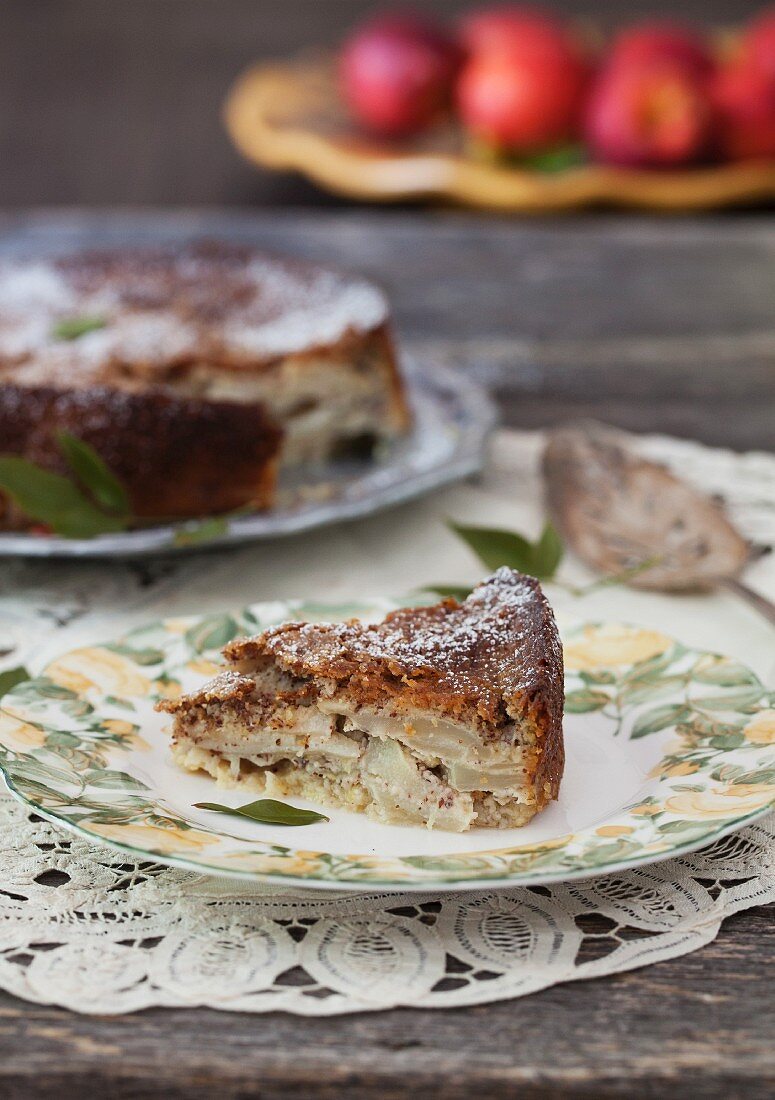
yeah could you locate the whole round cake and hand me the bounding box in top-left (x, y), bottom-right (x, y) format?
top-left (0, 242), bottom-right (410, 526)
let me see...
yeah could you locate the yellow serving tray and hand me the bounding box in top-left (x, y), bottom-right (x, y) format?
top-left (224, 55), bottom-right (775, 212)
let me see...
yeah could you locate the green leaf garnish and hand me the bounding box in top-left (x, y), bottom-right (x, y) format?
top-left (0, 431), bottom-right (132, 538)
top-left (442, 519), bottom-right (660, 598)
top-left (523, 144), bottom-right (587, 173)
top-left (425, 584), bottom-right (473, 601)
top-left (534, 520), bottom-right (564, 577)
top-left (0, 457), bottom-right (128, 538)
top-left (449, 520), bottom-right (564, 580)
top-left (51, 316), bottom-right (107, 341)
top-left (0, 666), bottom-right (29, 698)
top-left (194, 799), bottom-right (329, 826)
top-left (449, 522), bottom-right (536, 573)
top-left (57, 431), bottom-right (130, 515)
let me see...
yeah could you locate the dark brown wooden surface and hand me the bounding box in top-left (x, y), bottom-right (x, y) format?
top-left (0, 0), bottom-right (768, 207)
top-left (0, 207), bottom-right (773, 1097)
top-left (1, 907), bottom-right (773, 1099)
top-left (1, 207), bottom-right (773, 450)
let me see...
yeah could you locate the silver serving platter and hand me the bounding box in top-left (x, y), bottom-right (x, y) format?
top-left (0, 361), bottom-right (496, 559)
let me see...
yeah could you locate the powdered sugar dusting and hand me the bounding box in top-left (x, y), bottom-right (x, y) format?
top-left (0, 263), bottom-right (75, 359)
top-left (227, 259), bottom-right (387, 356)
top-left (229, 568), bottom-right (564, 736)
top-left (0, 244), bottom-right (389, 380)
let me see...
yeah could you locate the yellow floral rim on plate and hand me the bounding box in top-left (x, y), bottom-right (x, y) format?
top-left (1, 598), bottom-right (774, 891)
top-left (224, 57), bottom-right (775, 213)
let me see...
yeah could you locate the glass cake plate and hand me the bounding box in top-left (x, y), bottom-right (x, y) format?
top-left (0, 360), bottom-right (495, 559)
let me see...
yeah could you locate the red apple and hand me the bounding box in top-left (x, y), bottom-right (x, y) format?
top-left (742, 6), bottom-right (775, 82)
top-left (455, 5), bottom-right (589, 152)
top-left (711, 60), bottom-right (775, 160)
top-left (459, 5), bottom-right (575, 62)
top-left (607, 20), bottom-right (713, 79)
top-left (584, 63), bottom-right (712, 167)
top-left (339, 15), bottom-right (460, 138)
top-left (457, 48), bottom-right (585, 152)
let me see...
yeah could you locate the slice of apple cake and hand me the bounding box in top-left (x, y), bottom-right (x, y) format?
top-left (159, 568), bottom-right (564, 831)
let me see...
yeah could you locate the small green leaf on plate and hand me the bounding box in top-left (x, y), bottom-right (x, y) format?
top-left (0, 456), bottom-right (128, 538)
top-left (51, 315), bottom-right (107, 340)
top-left (57, 431), bottom-right (130, 515)
top-left (0, 666), bottom-right (29, 698)
top-left (194, 799), bottom-right (329, 826)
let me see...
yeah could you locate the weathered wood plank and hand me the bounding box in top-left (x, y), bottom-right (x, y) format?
top-left (0, 907), bottom-right (773, 1099)
top-left (1, 209), bottom-right (773, 449)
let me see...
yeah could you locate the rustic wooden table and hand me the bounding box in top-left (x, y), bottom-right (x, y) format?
top-left (1, 209), bottom-right (774, 1098)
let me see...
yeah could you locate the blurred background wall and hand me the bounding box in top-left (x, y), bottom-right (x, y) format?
top-left (1, 0), bottom-right (765, 206)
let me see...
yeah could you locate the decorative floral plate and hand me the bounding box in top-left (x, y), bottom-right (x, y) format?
top-left (1, 599), bottom-right (774, 891)
top-left (0, 361), bottom-right (494, 559)
top-left (225, 57), bottom-right (775, 213)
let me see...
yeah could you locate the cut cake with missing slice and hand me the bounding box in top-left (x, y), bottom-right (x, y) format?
top-left (158, 568), bottom-right (565, 832)
top-left (0, 242), bottom-right (410, 525)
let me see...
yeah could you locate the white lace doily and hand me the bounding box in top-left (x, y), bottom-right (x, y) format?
top-left (1, 795), bottom-right (773, 1015)
top-left (1, 429), bottom-right (774, 1015)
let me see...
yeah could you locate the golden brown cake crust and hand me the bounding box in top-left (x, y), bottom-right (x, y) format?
top-left (0, 383), bottom-right (281, 519)
top-left (225, 568), bottom-right (565, 796)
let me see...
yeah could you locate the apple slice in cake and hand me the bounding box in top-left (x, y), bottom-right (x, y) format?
top-left (159, 568), bottom-right (564, 831)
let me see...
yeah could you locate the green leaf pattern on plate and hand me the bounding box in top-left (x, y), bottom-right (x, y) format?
top-left (0, 603), bottom-right (773, 886)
